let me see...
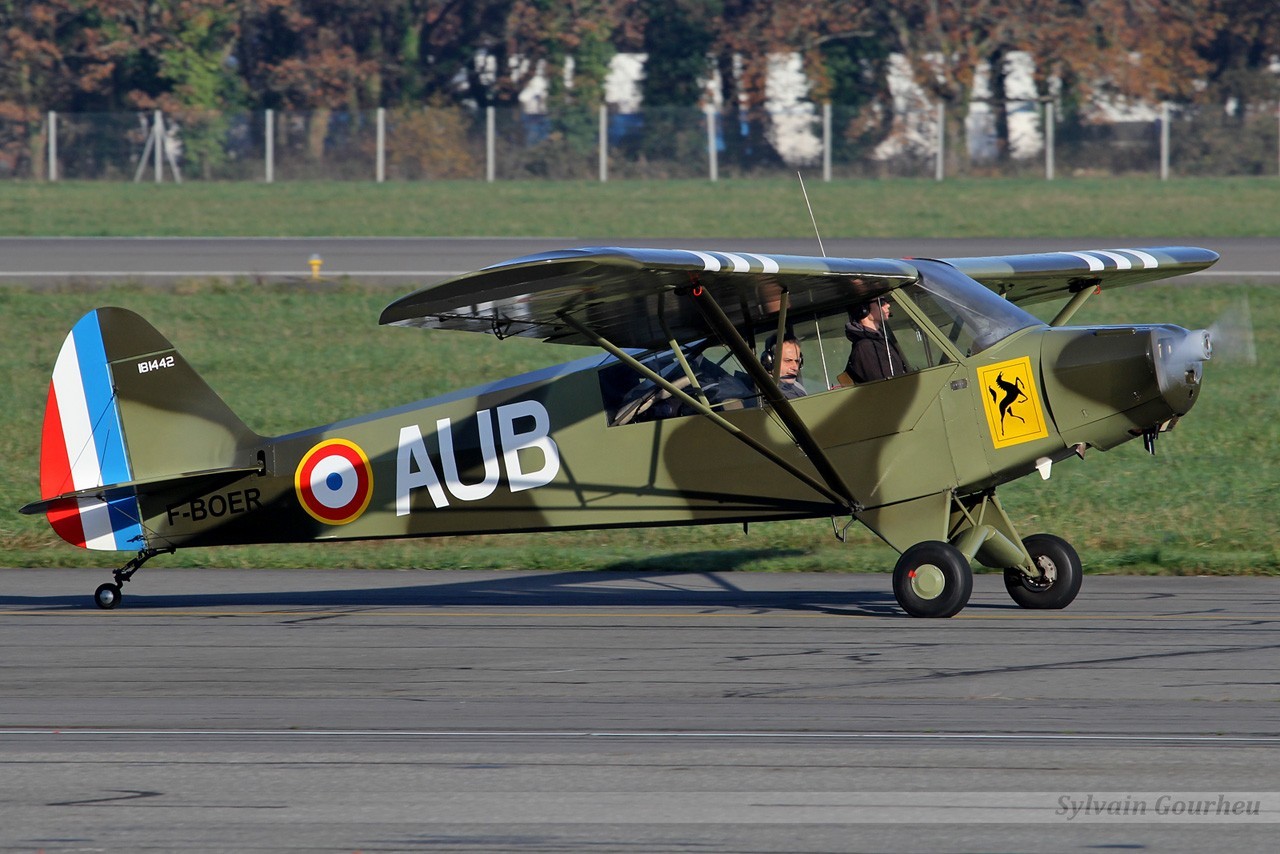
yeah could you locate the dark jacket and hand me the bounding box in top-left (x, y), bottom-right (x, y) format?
top-left (778, 376), bottom-right (806, 399)
top-left (845, 322), bottom-right (909, 383)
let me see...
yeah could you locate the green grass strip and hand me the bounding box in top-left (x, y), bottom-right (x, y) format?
top-left (2, 280), bottom-right (1275, 574)
top-left (2, 177), bottom-right (1278, 238)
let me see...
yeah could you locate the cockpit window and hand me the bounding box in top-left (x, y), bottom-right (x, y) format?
top-left (908, 259), bottom-right (1042, 356)
top-left (597, 261), bottom-right (1042, 423)
top-left (598, 340), bottom-right (757, 426)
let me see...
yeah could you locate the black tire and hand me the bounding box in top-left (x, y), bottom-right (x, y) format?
top-left (892, 541), bottom-right (973, 618)
top-left (94, 583), bottom-right (121, 610)
top-left (1004, 533), bottom-right (1083, 610)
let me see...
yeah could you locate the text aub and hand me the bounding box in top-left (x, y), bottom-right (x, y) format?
top-left (396, 399), bottom-right (560, 514)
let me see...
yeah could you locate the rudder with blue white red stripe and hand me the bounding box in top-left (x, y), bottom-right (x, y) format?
top-left (39, 310), bottom-right (146, 550)
top-left (36, 307), bottom-right (260, 551)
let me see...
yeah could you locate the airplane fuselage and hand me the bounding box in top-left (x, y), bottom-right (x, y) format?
top-left (136, 319), bottom-right (1201, 553)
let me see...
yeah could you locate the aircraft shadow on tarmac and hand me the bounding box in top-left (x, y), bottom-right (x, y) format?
top-left (0, 548), bottom-right (983, 616)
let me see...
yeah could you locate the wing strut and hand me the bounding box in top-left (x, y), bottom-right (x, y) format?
top-left (685, 283), bottom-right (862, 512)
top-left (558, 312), bottom-right (850, 511)
top-left (1050, 283), bottom-right (1100, 327)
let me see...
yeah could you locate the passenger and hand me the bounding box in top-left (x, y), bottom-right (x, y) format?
top-left (845, 297), bottom-right (910, 383)
top-left (763, 334), bottom-right (807, 399)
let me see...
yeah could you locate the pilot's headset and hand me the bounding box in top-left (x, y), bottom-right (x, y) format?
top-left (761, 334), bottom-right (804, 372)
top-left (848, 301), bottom-right (874, 322)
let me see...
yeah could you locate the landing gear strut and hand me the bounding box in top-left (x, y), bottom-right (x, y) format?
top-left (878, 491), bottom-right (1085, 618)
top-left (93, 547), bottom-right (174, 610)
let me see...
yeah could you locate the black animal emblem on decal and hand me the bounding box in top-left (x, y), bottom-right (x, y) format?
top-left (988, 372), bottom-right (1028, 435)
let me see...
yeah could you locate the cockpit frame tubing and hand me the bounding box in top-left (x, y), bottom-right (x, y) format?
top-left (686, 284), bottom-right (861, 512)
top-left (771, 290), bottom-right (791, 383)
top-left (657, 293), bottom-right (705, 402)
top-left (558, 311), bottom-right (850, 511)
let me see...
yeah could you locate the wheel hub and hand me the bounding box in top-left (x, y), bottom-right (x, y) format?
top-left (909, 565), bottom-right (947, 600)
top-left (1034, 554), bottom-right (1058, 585)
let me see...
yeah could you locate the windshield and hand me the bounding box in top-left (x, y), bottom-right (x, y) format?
top-left (908, 259), bottom-right (1042, 356)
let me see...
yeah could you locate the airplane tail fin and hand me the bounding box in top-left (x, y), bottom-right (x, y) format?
top-left (28, 307), bottom-right (262, 551)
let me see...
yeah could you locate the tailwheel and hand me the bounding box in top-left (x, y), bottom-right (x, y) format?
top-left (892, 541), bottom-right (973, 618)
top-left (94, 583), bottom-right (122, 610)
top-left (91, 547), bottom-right (174, 610)
top-left (1004, 533), bottom-right (1083, 610)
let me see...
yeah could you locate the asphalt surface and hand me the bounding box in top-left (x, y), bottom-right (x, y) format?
top-left (2, 568), bottom-right (1278, 851)
top-left (1, 235), bottom-right (1276, 286)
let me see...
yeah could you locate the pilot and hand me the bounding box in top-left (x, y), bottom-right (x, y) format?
top-left (763, 334), bottom-right (807, 399)
top-left (844, 297), bottom-right (910, 383)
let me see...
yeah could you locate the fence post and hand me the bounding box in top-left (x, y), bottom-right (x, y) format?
top-left (265, 109), bottom-right (274, 183)
top-left (133, 116), bottom-right (150, 182)
top-left (822, 102), bottom-right (832, 182)
top-left (935, 102), bottom-right (945, 181)
top-left (599, 103), bottom-right (608, 183)
top-left (706, 106), bottom-right (717, 182)
top-left (376, 107), bottom-right (386, 183)
top-left (1044, 100), bottom-right (1055, 181)
top-left (154, 110), bottom-right (163, 183)
top-left (486, 105), bottom-right (496, 183)
top-left (47, 110), bottom-right (57, 182)
top-left (1159, 102), bottom-right (1170, 180)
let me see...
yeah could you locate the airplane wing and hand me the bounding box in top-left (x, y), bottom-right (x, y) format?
top-left (380, 247), bottom-right (919, 349)
top-left (940, 246), bottom-right (1219, 307)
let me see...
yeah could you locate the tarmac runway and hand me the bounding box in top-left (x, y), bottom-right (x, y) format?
top-left (1, 235), bottom-right (1277, 286)
top-left (2, 568), bottom-right (1277, 851)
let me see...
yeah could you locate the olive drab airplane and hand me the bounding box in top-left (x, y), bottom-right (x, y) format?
top-left (23, 244), bottom-right (1220, 617)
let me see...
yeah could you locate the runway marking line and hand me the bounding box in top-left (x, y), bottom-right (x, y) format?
top-left (1, 608), bottom-right (1277, 621)
top-left (3, 728), bottom-right (1279, 745)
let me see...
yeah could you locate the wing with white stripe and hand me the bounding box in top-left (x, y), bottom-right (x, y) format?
top-left (380, 246), bottom-right (919, 349)
top-left (942, 246), bottom-right (1219, 306)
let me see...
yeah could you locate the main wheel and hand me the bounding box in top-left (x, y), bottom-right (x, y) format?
top-left (1004, 533), bottom-right (1083, 610)
top-left (892, 541), bottom-right (973, 618)
top-left (94, 582), bottom-right (122, 610)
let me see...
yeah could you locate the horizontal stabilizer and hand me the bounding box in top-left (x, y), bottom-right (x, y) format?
top-left (21, 464), bottom-right (263, 516)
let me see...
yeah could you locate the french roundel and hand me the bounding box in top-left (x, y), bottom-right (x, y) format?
top-left (294, 439), bottom-right (373, 525)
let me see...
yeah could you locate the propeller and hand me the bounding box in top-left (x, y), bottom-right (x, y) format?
top-left (1204, 296), bottom-right (1258, 366)
top-left (1145, 298), bottom-right (1255, 456)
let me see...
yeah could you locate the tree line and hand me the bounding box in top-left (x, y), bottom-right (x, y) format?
top-left (2, 1), bottom-right (1277, 170)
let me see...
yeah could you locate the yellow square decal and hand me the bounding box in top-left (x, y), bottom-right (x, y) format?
top-left (977, 357), bottom-right (1049, 449)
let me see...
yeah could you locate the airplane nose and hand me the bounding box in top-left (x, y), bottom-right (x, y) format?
top-left (1039, 323), bottom-right (1210, 453)
top-left (1152, 326), bottom-right (1209, 416)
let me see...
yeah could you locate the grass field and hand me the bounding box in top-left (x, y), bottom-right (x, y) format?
top-left (1, 280), bottom-right (1274, 576)
top-left (2, 176), bottom-right (1279, 238)
top-left (1, 177), bottom-right (1276, 576)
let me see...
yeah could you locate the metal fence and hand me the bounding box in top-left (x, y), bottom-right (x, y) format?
top-left (2, 102), bottom-right (1277, 182)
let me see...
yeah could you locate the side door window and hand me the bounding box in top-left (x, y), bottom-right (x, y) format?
top-left (598, 342), bottom-right (757, 426)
